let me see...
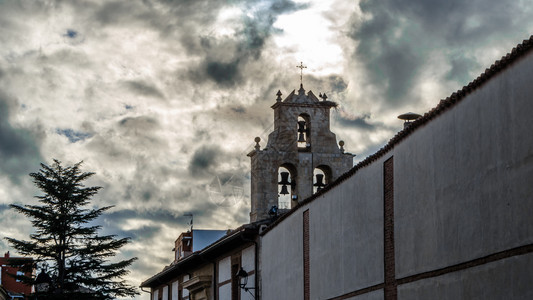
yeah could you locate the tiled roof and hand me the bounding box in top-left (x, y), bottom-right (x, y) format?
top-left (261, 34), bottom-right (533, 235)
top-left (272, 85), bottom-right (337, 109)
top-left (140, 220), bottom-right (271, 288)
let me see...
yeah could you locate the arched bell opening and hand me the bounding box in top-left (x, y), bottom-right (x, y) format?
top-left (297, 114), bottom-right (311, 149)
top-left (278, 164), bottom-right (297, 209)
top-left (313, 165), bottom-right (332, 194)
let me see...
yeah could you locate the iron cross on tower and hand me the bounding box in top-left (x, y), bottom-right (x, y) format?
top-left (296, 61), bottom-right (307, 85)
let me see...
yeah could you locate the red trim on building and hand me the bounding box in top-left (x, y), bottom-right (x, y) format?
top-left (383, 157), bottom-right (396, 300)
top-left (303, 209), bottom-right (310, 300)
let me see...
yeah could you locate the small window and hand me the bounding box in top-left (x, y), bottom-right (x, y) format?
top-left (297, 114), bottom-right (311, 149)
top-left (313, 166), bottom-right (332, 194)
top-left (16, 271), bottom-right (24, 282)
top-left (278, 164), bottom-right (298, 209)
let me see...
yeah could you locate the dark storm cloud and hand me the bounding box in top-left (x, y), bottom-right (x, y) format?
top-left (328, 75), bottom-right (348, 93)
top-left (269, 0), bottom-right (306, 14)
top-left (0, 92), bottom-right (43, 182)
top-left (119, 116), bottom-right (159, 131)
top-left (0, 204), bottom-right (9, 214)
top-left (101, 203), bottom-right (222, 239)
top-left (230, 106), bottom-right (246, 114)
top-left (204, 59), bottom-right (242, 87)
top-left (122, 80), bottom-right (165, 99)
top-left (92, 0), bottom-right (151, 25)
top-left (188, 146), bottom-right (221, 177)
top-left (336, 114), bottom-right (376, 130)
top-left (126, 225), bottom-right (162, 241)
top-left (115, 116), bottom-right (164, 149)
top-left (104, 209), bottom-right (190, 226)
top-left (184, 0), bottom-right (309, 87)
top-left (350, 0), bottom-right (533, 105)
top-left (445, 54), bottom-right (481, 84)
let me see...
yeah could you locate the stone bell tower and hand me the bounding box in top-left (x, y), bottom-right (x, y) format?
top-left (247, 84), bottom-right (354, 222)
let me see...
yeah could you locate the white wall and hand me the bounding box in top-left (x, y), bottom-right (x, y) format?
top-left (162, 286), bottom-right (168, 300)
top-left (398, 253), bottom-right (533, 299)
top-left (218, 284), bottom-right (231, 300)
top-left (218, 247), bottom-right (255, 300)
top-left (241, 245), bottom-right (255, 273)
top-left (262, 210), bottom-right (305, 300)
top-left (240, 245), bottom-right (256, 300)
top-left (218, 256), bottom-right (231, 300)
top-left (182, 275), bottom-right (189, 298)
top-left (218, 256), bottom-right (231, 284)
top-left (240, 274), bottom-right (255, 300)
top-left (394, 51), bottom-right (533, 279)
top-left (262, 160), bottom-right (385, 299)
top-left (171, 281), bottom-right (179, 300)
top-left (309, 160), bottom-right (385, 299)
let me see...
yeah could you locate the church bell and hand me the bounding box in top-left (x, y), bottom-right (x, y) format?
top-left (314, 174), bottom-right (326, 191)
top-left (297, 120), bottom-right (306, 133)
top-left (298, 132), bottom-right (306, 142)
top-left (279, 185), bottom-right (290, 195)
top-left (279, 172), bottom-right (291, 195)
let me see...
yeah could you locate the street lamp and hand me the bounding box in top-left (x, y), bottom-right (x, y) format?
top-left (235, 267), bottom-right (255, 298)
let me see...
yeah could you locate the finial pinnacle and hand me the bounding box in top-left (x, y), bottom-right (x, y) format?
top-left (339, 140), bottom-right (345, 153)
top-left (298, 84), bottom-right (305, 96)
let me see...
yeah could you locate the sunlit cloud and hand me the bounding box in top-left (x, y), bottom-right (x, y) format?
top-left (1, 0), bottom-right (533, 298)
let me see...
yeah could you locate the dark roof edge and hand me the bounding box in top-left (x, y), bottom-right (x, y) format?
top-left (271, 100), bottom-right (338, 109)
top-left (260, 34), bottom-right (533, 236)
top-left (140, 221), bottom-right (270, 288)
top-left (140, 252), bottom-right (199, 288)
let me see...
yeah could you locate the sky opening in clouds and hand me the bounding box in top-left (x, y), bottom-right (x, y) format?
top-left (1, 0), bottom-right (533, 298)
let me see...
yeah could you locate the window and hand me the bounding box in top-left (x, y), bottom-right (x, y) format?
top-left (172, 281), bottom-right (179, 300)
top-left (313, 165), bottom-right (332, 194)
top-left (297, 114), bottom-right (311, 149)
top-left (16, 271), bottom-right (24, 282)
top-left (278, 164), bottom-right (297, 208)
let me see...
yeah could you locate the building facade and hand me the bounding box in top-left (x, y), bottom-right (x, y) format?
top-left (141, 223), bottom-right (266, 300)
top-left (248, 85), bottom-right (354, 222)
top-left (260, 36), bottom-right (533, 299)
top-left (143, 36), bottom-right (533, 299)
top-left (0, 252), bottom-right (33, 299)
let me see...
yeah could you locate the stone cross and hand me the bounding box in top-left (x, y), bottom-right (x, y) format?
top-left (296, 62), bottom-right (307, 85)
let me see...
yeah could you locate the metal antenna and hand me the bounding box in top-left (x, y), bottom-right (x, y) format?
top-left (296, 62), bottom-right (307, 85)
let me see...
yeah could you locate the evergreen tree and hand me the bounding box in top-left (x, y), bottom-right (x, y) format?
top-left (5, 160), bottom-right (138, 299)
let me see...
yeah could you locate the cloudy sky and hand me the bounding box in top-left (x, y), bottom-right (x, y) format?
top-left (1, 0), bottom-right (532, 298)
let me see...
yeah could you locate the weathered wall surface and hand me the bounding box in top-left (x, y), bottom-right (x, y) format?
top-left (398, 253), bottom-right (533, 299)
top-left (261, 158), bottom-right (385, 299)
top-left (260, 49), bottom-right (533, 299)
top-left (249, 88), bottom-right (353, 222)
top-left (309, 160), bottom-right (385, 299)
top-left (394, 51), bottom-right (533, 279)
top-left (347, 289), bottom-right (384, 300)
top-left (261, 210), bottom-right (305, 300)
